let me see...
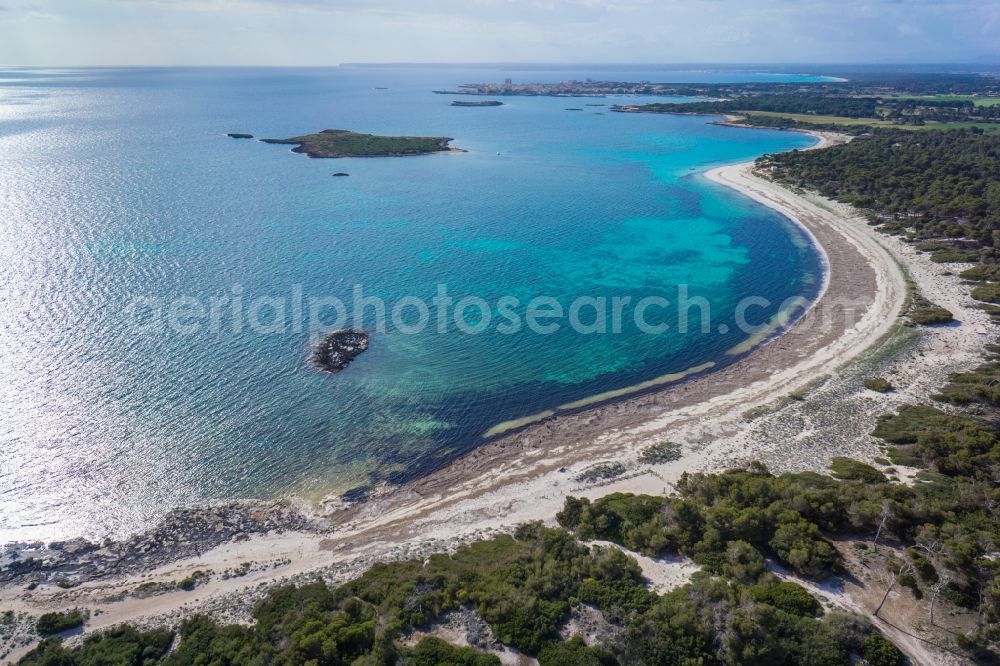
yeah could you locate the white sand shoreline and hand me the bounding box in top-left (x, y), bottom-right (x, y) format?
top-left (2, 130), bottom-right (991, 666)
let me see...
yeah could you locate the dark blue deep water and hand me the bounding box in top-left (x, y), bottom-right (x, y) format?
top-left (0, 66), bottom-right (821, 541)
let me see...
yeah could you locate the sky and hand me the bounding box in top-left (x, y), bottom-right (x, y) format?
top-left (1, 0), bottom-right (999, 66)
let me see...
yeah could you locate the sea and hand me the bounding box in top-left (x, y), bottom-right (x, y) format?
top-left (0, 66), bottom-right (825, 543)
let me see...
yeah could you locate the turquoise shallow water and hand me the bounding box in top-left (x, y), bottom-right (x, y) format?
top-left (0, 67), bottom-right (820, 541)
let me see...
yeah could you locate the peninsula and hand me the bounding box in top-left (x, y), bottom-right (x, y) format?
top-left (433, 79), bottom-right (691, 97)
top-left (260, 129), bottom-right (458, 158)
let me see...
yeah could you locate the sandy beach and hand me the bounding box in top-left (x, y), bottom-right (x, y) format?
top-left (2, 132), bottom-right (991, 666)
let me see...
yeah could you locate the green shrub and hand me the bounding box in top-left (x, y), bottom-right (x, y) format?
top-left (20, 626), bottom-right (172, 665)
top-left (537, 636), bottom-right (614, 666)
top-left (873, 405), bottom-right (998, 476)
top-left (906, 548), bottom-right (939, 583)
top-left (638, 441), bottom-right (682, 464)
top-left (863, 377), bottom-right (893, 393)
top-left (176, 570), bottom-right (207, 591)
top-left (719, 540), bottom-right (766, 583)
top-left (574, 462), bottom-right (626, 483)
top-left (35, 610), bottom-right (85, 635)
top-left (403, 637), bottom-right (500, 666)
top-left (860, 632), bottom-right (906, 666)
top-left (829, 457), bottom-right (888, 484)
top-left (747, 580), bottom-right (823, 617)
top-left (769, 513), bottom-right (840, 577)
top-left (908, 304), bottom-right (954, 325)
top-left (930, 247), bottom-right (979, 263)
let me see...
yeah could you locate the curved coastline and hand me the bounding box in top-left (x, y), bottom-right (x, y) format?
top-left (0, 127), bottom-right (920, 662)
top-left (475, 129), bottom-right (837, 442)
top-left (322, 129), bottom-right (907, 523)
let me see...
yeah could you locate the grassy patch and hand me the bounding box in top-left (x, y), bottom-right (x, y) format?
top-left (742, 111), bottom-right (888, 126)
top-left (972, 282), bottom-right (1000, 304)
top-left (934, 358), bottom-right (1000, 407)
top-left (916, 122), bottom-right (1000, 133)
top-left (959, 264), bottom-right (1000, 282)
top-left (745, 111), bottom-right (1000, 134)
top-left (887, 95), bottom-right (1000, 107)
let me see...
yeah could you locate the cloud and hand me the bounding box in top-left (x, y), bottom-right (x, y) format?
top-left (4, 0), bottom-right (1000, 65)
top-left (0, 3), bottom-right (60, 20)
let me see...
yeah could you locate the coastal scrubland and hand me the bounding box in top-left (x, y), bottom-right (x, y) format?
top-left (19, 519), bottom-right (906, 665)
top-left (751, 122), bottom-right (1000, 660)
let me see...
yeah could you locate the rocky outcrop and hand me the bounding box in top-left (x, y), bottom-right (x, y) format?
top-left (312, 329), bottom-right (369, 373)
top-left (0, 501), bottom-right (317, 586)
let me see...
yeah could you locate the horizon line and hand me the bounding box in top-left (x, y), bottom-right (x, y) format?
top-left (1, 61), bottom-right (997, 69)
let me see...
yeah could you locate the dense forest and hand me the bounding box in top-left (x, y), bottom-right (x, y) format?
top-left (616, 81), bottom-right (1000, 126)
top-left (762, 129), bottom-right (1000, 242)
top-left (622, 96), bottom-right (880, 118)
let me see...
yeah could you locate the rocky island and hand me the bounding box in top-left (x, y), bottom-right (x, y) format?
top-left (450, 100), bottom-right (503, 107)
top-left (312, 328), bottom-right (369, 373)
top-left (226, 132), bottom-right (254, 139)
top-left (260, 129), bottom-right (458, 158)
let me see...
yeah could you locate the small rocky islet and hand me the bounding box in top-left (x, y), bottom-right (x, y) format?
top-left (226, 132), bottom-right (254, 139)
top-left (312, 328), bottom-right (369, 373)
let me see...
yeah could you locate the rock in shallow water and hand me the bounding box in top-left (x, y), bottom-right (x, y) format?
top-left (312, 329), bottom-right (369, 373)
